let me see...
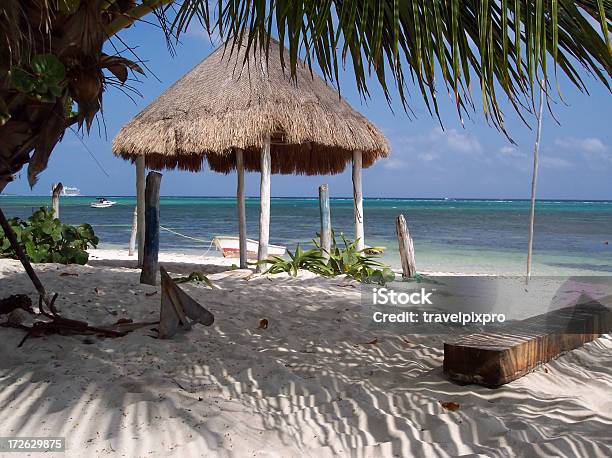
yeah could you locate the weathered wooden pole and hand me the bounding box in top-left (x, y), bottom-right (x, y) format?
top-left (526, 80), bottom-right (545, 284)
top-left (396, 214), bottom-right (417, 278)
top-left (128, 206), bottom-right (138, 256)
top-left (256, 136), bottom-right (271, 273)
top-left (140, 171), bottom-right (162, 285)
top-left (51, 182), bottom-right (63, 219)
top-left (352, 150), bottom-right (365, 251)
top-left (235, 148), bottom-right (247, 269)
top-left (319, 184), bottom-right (331, 258)
top-left (136, 155), bottom-right (146, 266)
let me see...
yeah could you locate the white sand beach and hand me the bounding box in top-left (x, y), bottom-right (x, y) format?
top-left (1, 251), bottom-right (611, 457)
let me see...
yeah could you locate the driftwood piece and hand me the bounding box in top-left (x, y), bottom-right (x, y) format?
top-left (158, 266), bottom-right (214, 339)
top-left (51, 182), bottom-right (63, 218)
top-left (396, 214), bottom-right (417, 278)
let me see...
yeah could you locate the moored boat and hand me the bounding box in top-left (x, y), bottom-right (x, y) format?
top-left (213, 236), bottom-right (286, 258)
top-left (90, 197), bottom-right (117, 208)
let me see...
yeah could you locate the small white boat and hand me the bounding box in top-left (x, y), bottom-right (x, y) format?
top-left (90, 197), bottom-right (117, 208)
top-left (213, 236), bottom-right (286, 258)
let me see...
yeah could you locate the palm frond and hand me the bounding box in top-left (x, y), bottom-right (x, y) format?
top-left (169, 0), bottom-right (611, 133)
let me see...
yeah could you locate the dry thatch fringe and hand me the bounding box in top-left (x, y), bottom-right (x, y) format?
top-left (113, 40), bottom-right (389, 175)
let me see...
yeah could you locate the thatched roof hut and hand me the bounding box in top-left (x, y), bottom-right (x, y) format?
top-left (112, 40), bottom-right (389, 175)
top-left (115, 40), bottom-right (389, 272)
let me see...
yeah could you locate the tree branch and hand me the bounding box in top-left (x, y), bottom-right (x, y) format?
top-left (106, 0), bottom-right (176, 37)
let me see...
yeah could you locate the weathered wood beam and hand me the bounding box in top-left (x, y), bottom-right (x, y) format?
top-left (136, 156), bottom-right (146, 266)
top-left (140, 171), bottom-right (162, 285)
top-left (236, 148), bottom-right (247, 269)
top-left (128, 206), bottom-right (138, 256)
top-left (352, 150), bottom-right (364, 251)
top-left (444, 301), bottom-right (612, 387)
top-left (319, 184), bottom-right (331, 259)
top-left (256, 136), bottom-right (271, 273)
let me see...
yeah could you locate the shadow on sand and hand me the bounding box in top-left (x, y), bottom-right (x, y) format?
top-left (1, 261), bottom-right (611, 456)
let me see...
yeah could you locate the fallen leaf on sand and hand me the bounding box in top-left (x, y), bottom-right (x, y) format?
top-left (258, 319), bottom-right (269, 330)
top-left (360, 338), bottom-right (378, 345)
top-left (94, 288), bottom-right (105, 296)
top-left (440, 401), bottom-right (460, 412)
top-left (59, 272), bottom-right (78, 277)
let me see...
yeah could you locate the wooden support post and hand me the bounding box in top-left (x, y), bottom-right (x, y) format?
top-left (51, 182), bottom-right (63, 219)
top-left (236, 149), bottom-right (247, 269)
top-left (256, 136), bottom-right (271, 273)
top-left (136, 155), bottom-right (146, 266)
top-left (140, 171), bottom-right (162, 285)
top-left (396, 214), bottom-right (416, 278)
top-left (352, 150), bottom-right (364, 251)
top-left (128, 206), bottom-right (138, 256)
top-left (319, 184), bottom-right (331, 258)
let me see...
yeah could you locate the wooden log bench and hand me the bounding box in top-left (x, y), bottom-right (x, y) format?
top-left (443, 301), bottom-right (612, 387)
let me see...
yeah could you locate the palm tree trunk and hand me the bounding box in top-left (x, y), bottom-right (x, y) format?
top-left (526, 80), bottom-right (545, 284)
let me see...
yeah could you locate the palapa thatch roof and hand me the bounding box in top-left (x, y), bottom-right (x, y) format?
top-left (113, 40), bottom-right (389, 175)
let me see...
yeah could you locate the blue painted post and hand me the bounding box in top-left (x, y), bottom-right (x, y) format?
top-left (319, 184), bottom-right (331, 258)
top-left (140, 171), bottom-right (162, 285)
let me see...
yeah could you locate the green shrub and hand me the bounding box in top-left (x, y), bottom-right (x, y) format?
top-left (322, 231), bottom-right (395, 284)
top-left (0, 207), bottom-right (99, 265)
top-left (262, 231), bottom-right (395, 285)
top-left (263, 244), bottom-right (333, 277)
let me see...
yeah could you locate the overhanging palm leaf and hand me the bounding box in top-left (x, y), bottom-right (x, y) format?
top-left (0, 1), bottom-right (610, 191)
top-left (170, 0), bottom-right (611, 133)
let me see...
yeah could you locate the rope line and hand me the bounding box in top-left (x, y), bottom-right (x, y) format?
top-left (159, 225), bottom-right (216, 256)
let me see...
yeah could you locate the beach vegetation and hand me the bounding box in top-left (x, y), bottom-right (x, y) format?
top-left (174, 271), bottom-right (215, 288)
top-left (0, 207), bottom-right (98, 265)
top-left (263, 245), bottom-right (332, 277)
top-left (263, 232), bottom-right (395, 285)
top-left (322, 232), bottom-right (396, 285)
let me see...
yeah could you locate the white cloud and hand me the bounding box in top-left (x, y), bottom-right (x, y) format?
top-left (427, 127), bottom-right (483, 155)
top-left (555, 137), bottom-right (607, 154)
top-left (382, 127), bottom-right (483, 171)
top-left (540, 156), bottom-right (573, 169)
top-left (553, 136), bottom-right (611, 168)
top-left (418, 152), bottom-right (437, 162)
top-left (498, 146), bottom-right (527, 160)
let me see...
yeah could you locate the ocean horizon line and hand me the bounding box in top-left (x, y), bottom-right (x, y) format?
top-left (2, 195), bottom-right (611, 203)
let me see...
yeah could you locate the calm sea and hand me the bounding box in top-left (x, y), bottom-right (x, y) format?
top-left (1, 196), bottom-right (611, 275)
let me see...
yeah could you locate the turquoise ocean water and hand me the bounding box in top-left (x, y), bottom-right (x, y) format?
top-left (1, 196), bottom-right (610, 275)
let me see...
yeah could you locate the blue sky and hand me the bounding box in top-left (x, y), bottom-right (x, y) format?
top-left (5, 21), bottom-right (612, 199)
